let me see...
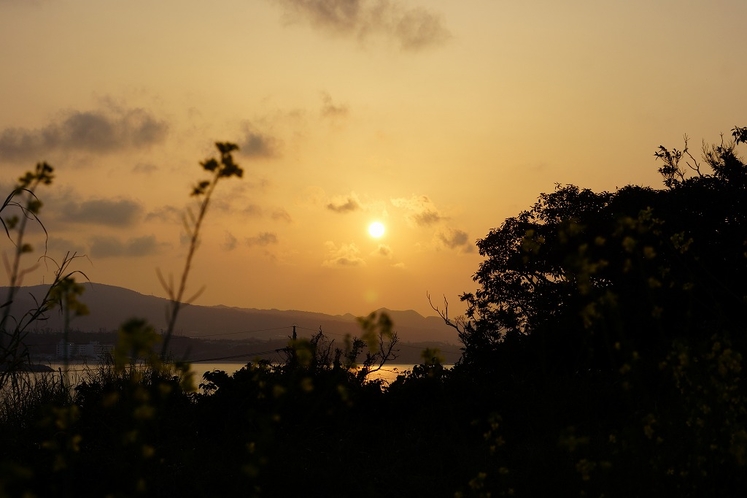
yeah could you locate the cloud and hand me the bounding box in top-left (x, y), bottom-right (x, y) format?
top-left (327, 192), bottom-right (362, 213)
top-left (222, 231), bottom-right (238, 251)
top-left (45, 237), bottom-right (87, 258)
top-left (246, 177), bottom-right (272, 191)
top-left (390, 195), bottom-right (445, 226)
top-left (145, 205), bottom-right (181, 223)
top-left (239, 204), bottom-right (292, 222)
top-left (393, 6), bottom-right (450, 51)
top-left (373, 243), bottom-right (392, 258)
top-left (302, 185), bottom-right (327, 206)
top-left (271, 208), bottom-right (293, 223)
top-left (437, 227), bottom-right (475, 253)
top-left (132, 163), bottom-right (158, 174)
top-left (89, 235), bottom-right (159, 258)
top-left (246, 232), bottom-right (279, 247)
top-left (226, 177), bottom-right (272, 196)
top-left (238, 123), bottom-right (281, 158)
top-left (126, 235), bottom-right (160, 256)
top-left (60, 198), bottom-right (143, 227)
top-left (0, 0), bottom-right (49, 7)
top-left (243, 204), bottom-right (264, 217)
top-left (0, 106), bottom-right (168, 161)
top-left (322, 241), bottom-right (365, 267)
top-left (413, 210), bottom-right (444, 226)
top-left (272, 0), bottom-right (451, 51)
top-left (321, 92), bottom-right (349, 118)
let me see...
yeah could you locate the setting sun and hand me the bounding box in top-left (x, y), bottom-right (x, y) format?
top-left (368, 221), bottom-right (385, 238)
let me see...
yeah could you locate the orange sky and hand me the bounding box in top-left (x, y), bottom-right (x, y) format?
top-left (1, 0), bottom-right (745, 317)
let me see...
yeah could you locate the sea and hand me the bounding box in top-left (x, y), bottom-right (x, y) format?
top-left (190, 362), bottom-right (418, 385)
top-left (24, 361), bottom-right (423, 387)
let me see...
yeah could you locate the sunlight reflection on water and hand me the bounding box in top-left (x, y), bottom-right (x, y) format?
top-left (190, 362), bottom-right (420, 385)
top-left (34, 362), bottom-right (442, 387)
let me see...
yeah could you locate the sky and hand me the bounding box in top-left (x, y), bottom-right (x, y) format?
top-left (0, 0), bottom-right (745, 319)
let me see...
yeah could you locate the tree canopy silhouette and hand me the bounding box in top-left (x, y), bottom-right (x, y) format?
top-left (457, 126), bottom-right (747, 375)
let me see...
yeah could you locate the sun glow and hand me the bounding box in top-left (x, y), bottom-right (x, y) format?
top-left (368, 221), bottom-right (385, 238)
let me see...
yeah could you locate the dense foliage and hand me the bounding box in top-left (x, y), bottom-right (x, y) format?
top-left (448, 126), bottom-right (747, 496)
top-left (461, 127), bottom-right (747, 367)
top-left (1, 127), bottom-right (745, 497)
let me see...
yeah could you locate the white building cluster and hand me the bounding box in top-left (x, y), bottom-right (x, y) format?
top-left (56, 341), bottom-right (114, 360)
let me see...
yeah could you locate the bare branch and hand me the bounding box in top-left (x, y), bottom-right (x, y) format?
top-left (427, 291), bottom-right (465, 335)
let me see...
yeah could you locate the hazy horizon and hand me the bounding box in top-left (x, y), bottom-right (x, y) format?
top-left (3, 281), bottom-right (445, 317)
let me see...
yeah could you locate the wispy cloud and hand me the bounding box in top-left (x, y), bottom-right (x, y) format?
top-left (373, 243), bottom-right (392, 258)
top-left (0, 0), bottom-right (49, 5)
top-left (246, 232), bottom-right (279, 247)
top-left (240, 204), bottom-right (292, 222)
top-left (45, 237), bottom-right (87, 258)
top-left (0, 106), bottom-right (168, 161)
top-left (145, 205), bottom-right (181, 223)
top-left (392, 6), bottom-right (451, 51)
top-left (320, 92), bottom-right (349, 118)
top-left (327, 192), bottom-right (362, 213)
top-left (222, 231), bottom-right (239, 251)
top-left (146, 200), bottom-right (290, 226)
top-left (59, 198), bottom-right (143, 227)
top-left (243, 204), bottom-right (264, 217)
top-left (89, 235), bottom-right (160, 258)
top-left (271, 208), bottom-right (293, 223)
top-left (238, 123), bottom-right (281, 158)
top-left (272, 0), bottom-right (451, 51)
top-left (132, 162), bottom-right (158, 174)
top-left (437, 227), bottom-right (474, 253)
top-left (322, 241), bottom-right (365, 267)
top-left (391, 194), bottom-right (445, 226)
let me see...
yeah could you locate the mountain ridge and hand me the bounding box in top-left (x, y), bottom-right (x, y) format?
top-left (1, 283), bottom-right (461, 345)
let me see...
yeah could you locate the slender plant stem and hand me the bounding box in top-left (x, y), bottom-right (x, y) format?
top-left (161, 175), bottom-right (219, 356)
top-left (160, 143), bottom-right (242, 358)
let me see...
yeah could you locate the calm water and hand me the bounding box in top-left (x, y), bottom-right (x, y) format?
top-left (191, 362), bottom-right (418, 385)
top-left (34, 361), bottom-right (422, 387)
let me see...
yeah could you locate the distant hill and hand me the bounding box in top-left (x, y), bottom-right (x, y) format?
top-left (1, 283), bottom-right (461, 345)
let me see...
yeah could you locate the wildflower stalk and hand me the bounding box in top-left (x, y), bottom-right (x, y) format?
top-left (158, 142), bottom-right (243, 357)
top-left (1, 162), bottom-right (53, 336)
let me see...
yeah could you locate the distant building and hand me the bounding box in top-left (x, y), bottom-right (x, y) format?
top-left (56, 341), bottom-right (75, 360)
top-left (56, 340), bottom-right (113, 360)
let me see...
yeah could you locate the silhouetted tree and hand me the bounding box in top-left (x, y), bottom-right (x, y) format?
top-left (457, 126), bottom-right (747, 374)
top-left (448, 126), bottom-right (747, 496)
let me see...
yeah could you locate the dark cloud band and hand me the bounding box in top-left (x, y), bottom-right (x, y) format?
top-left (0, 107), bottom-right (168, 162)
top-left (273, 0), bottom-right (451, 51)
top-left (60, 198), bottom-right (143, 227)
top-left (89, 235), bottom-right (159, 258)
